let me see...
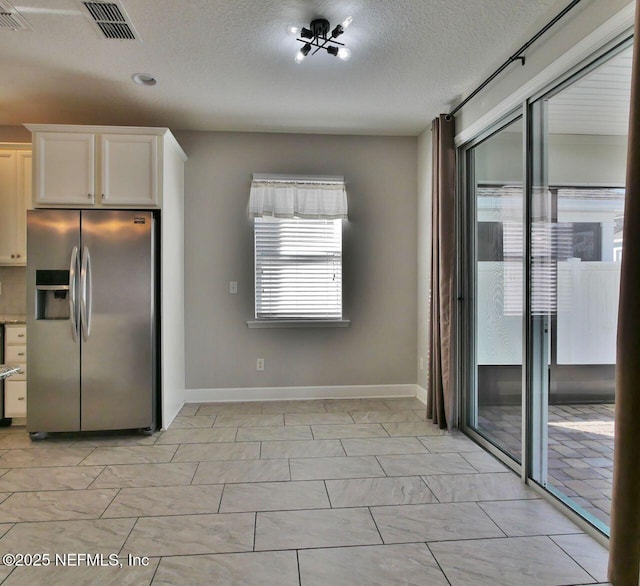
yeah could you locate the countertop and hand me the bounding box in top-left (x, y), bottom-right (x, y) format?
top-left (0, 315), bottom-right (27, 325)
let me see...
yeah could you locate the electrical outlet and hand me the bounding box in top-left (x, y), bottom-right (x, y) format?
top-left (229, 281), bottom-right (238, 294)
top-left (256, 358), bottom-right (264, 371)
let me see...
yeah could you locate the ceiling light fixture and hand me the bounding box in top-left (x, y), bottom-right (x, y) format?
top-left (288, 16), bottom-right (352, 63)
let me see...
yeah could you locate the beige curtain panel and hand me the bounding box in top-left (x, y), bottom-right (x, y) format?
top-left (608, 4), bottom-right (640, 584)
top-left (428, 114), bottom-right (456, 429)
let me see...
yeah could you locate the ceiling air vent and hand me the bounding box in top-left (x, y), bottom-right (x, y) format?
top-left (0, 0), bottom-right (33, 31)
top-left (81, 1), bottom-right (139, 40)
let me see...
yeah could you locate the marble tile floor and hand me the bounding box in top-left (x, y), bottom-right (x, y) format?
top-left (0, 397), bottom-right (610, 585)
top-left (478, 403), bottom-right (614, 527)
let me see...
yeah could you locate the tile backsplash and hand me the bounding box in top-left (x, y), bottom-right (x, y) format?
top-left (0, 267), bottom-right (26, 314)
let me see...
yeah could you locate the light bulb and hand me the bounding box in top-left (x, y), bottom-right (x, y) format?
top-left (337, 47), bottom-right (351, 61)
top-left (341, 16), bottom-right (353, 29)
top-left (286, 24), bottom-right (300, 37)
top-left (294, 50), bottom-right (306, 64)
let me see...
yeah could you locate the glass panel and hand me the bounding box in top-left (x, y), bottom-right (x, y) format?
top-left (529, 44), bottom-right (632, 532)
top-left (468, 117), bottom-right (524, 462)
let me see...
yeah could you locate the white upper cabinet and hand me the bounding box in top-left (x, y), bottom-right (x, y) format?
top-left (0, 146), bottom-right (31, 266)
top-left (33, 132), bottom-right (95, 205)
top-left (26, 125), bottom-right (183, 209)
top-left (101, 134), bottom-right (158, 206)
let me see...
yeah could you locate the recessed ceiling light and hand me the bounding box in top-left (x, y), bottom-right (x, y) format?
top-left (131, 73), bottom-right (157, 86)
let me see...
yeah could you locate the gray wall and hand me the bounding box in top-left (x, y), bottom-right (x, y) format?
top-left (416, 129), bottom-right (432, 391)
top-left (175, 131), bottom-right (418, 390)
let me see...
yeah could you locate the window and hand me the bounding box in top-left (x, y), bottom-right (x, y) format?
top-left (254, 217), bottom-right (342, 319)
top-left (247, 174), bottom-right (349, 326)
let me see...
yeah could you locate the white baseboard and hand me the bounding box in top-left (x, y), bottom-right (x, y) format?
top-left (161, 401), bottom-right (182, 431)
top-left (416, 385), bottom-right (428, 406)
top-left (184, 384), bottom-right (418, 404)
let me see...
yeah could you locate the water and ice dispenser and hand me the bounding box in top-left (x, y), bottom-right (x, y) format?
top-left (35, 270), bottom-right (70, 320)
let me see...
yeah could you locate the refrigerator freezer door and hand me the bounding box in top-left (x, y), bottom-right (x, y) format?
top-left (27, 210), bottom-right (82, 432)
top-left (79, 210), bottom-right (155, 431)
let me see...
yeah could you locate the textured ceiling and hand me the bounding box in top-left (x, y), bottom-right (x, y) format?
top-left (0, 0), bottom-right (574, 135)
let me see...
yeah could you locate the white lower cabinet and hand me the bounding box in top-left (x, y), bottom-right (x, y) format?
top-left (5, 380), bottom-right (26, 418)
top-left (4, 324), bottom-right (27, 418)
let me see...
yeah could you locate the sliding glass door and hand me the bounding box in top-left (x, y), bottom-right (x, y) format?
top-left (462, 37), bottom-right (632, 534)
top-left (527, 42), bottom-right (631, 532)
top-left (464, 115), bottom-right (524, 464)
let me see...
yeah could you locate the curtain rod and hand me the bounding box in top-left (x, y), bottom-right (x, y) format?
top-left (446, 0), bottom-right (584, 119)
top-left (252, 173), bottom-right (344, 184)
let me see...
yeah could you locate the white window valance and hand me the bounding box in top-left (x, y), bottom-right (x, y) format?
top-left (248, 174), bottom-right (348, 220)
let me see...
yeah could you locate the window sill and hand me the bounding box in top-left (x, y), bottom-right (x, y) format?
top-left (246, 319), bottom-right (351, 329)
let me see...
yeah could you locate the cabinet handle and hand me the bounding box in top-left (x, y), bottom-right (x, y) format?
top-left (17, 352), bottom-right (25, 356)
top-left (17, 334), bottom-right (24, 338)
top-left (88, 194), bottom-right (92, 199)
top-left (16, 254), bottom-right (21, 258)
top-left (18, 397), bottom-right (25, 401)
top-left (102, 194), bottom-right (105, 199)
top-left (10, 254), bottom-right (15, 258)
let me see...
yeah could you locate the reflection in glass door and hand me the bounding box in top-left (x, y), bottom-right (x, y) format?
top-left (528, 44), bottom-right (631, 532)
top-left (467, 116), bottom-right (524, 463)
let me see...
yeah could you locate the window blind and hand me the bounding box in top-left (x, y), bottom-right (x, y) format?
top-left (255, 217), bottom-right (342, 320)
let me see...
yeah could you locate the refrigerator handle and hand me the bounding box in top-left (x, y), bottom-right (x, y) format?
top-left (80, 246), bottom-right (93, 340)
top-left (69, 246), bottom-right (79, 341)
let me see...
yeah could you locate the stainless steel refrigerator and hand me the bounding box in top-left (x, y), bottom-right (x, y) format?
top-left (27, 209), bottom-right (156, 438)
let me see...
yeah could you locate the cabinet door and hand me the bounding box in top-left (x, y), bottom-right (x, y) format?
top-left (5, 325), bottom-right (26, 344)
top-left (5, 345), bottom-right (27, 363)
top-left (100, 134), bottom-right (159, 206)
top-left (15, 151), bottom-right (31, 264)
top-left (0, 151), bottom-right (17, 264)
top-left (5, 381), bottom-right (27, 418)
top-left (34, 133), bottom-right (95, 205)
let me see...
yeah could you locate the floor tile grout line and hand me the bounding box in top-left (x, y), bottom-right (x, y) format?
top-left (189, 461), bottom-right (200, 485)
top-left (118, 515), bottom-right (142, 558)
top-left (217, 483), bottom-right (226, 514)
top-left (296, 549), bottom-right (302, 586)
top-left (149, 556), bottom-right (162, 584)
top-left (417, 474), bottom-right (440, 503)
top-left (99, 486), bottom-right (122, 519)
top-left (322, 479), bottom-right (333, 509)
top-left (0, 565), bottom-right (16, 585)
top-left (424, 541), bottom-right (453, 586)
top-left (252, 512), bottom-right (257, 552)
top-left (366, 505), bottom-right (386, 545)
top-left (546, 535), bottom-right (605, 583)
